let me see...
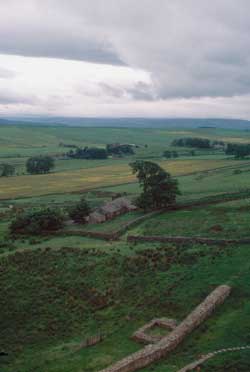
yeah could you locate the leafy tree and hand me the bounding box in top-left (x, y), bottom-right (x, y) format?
top-left (26, 155), bottom-right (55, 174)
top-left (130, 160), bottom-right (181, 210)
top-left (225, 143), bottom-right (250, 159)
top-left (0, 163), bottom-right (15, 177)
top-left (10, 208), bottom-right (65, 235)
top-left (69, 197), bottom-right (91, 223)
top-left (163, 150), bottom-right (172, 159)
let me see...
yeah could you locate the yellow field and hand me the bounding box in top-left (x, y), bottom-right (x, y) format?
top-left (0, 159), bottom-right (244, 199)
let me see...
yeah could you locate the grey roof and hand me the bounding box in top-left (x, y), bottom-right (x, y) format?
top-left (100, 197), bottom-right (136, 215)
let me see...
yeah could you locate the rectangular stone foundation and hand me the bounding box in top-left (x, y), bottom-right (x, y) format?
top-left (99, 285), bottom-right (231, 372)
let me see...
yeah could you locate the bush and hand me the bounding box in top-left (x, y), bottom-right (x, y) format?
top-left (10, 208), bottom-right (65, 235)
top-left (69, 198), bottom-right (91, 223)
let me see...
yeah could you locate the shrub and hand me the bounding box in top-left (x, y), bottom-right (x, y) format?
top-left (69, 198), bottom-right (91, 223)
top-left (10, 208), bottom-right (65, 235)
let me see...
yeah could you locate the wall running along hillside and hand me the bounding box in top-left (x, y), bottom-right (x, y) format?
top-left (99, 285), bottom-right (231, 372)
top-left (177, 345), bottom-right (250, 372)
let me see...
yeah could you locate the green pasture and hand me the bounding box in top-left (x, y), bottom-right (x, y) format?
top-left (1, 242), bottom-right (250, 371)
top-left (130, 198), bottom-right (250, 239)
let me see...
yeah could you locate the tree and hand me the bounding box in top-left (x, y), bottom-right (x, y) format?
top-left (69, 197), bottom-right (91, 223)
top-left (130, 160), bottom-right (181, 210)
top-left (0, 163), bottom-right (15, 177)
top-left (172, 151), bottom-right (179, 158)
top-left (225, 143), bottom-right (250, 159)
top-left (163, 150), bottom-right (172, 159)
top-left (26, 155), bottom-right (55, 174)
top-left (10, 208), bottom-right (65, 235)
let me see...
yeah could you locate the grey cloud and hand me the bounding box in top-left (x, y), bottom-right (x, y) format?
top-left (127, 82), bottom-right (157, 101)
top-left (0, 91), bottom-right (39, 105)
top-left (2, 0), bottom-right (250, 99)
top-left (0, 1), bottom-right (124, 65)
top-left (0, 67), bottom-right (16, 79)
top-left (94, 82), bottom-right (156, 101)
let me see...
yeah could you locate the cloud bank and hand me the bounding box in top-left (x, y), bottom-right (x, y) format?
top-left (1, 0), bottom-right (250, 117)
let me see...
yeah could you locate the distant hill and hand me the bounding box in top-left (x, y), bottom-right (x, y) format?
top-left (1, 116), bottom-right (250, 129)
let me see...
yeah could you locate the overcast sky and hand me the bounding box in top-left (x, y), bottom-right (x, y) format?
top-left (1, 0), bottom-right (250, 118)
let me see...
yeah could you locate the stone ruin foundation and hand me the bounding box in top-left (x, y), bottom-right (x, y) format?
top-left (99, 284), bottom-right (231, 372)
top-left (132, 318), bottom-right (178, 344)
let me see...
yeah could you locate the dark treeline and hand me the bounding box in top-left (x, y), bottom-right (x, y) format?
top-left (226, 143), bottom-right (250, 159)
top-left (106, 143), bottom-right (134, 155)
top-left (172, 137), bottom-right (212, 148)
top-left (67, 143), bottom-right (135, 159)
top-left (67, 147), bottom-right (108, 159)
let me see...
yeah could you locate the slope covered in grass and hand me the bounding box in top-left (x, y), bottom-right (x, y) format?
top-left (1, 241), bottom-right (250, 372)
top-left (131, 198), bottom-right (250, 239)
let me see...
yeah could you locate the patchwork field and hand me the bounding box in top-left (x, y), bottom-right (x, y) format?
top-left (0, 158), bottom-right (247, 199)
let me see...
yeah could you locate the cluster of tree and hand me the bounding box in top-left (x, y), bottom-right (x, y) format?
top-left (26, 155), bottom-right (55, 174)
top-left (172, 137), bottom-right (211, 148)
top-left (163, 150), bottom-right (179, 159)
top-left (10, 208), bottom-right (65, 235)
top-left (130, 160), bottom-right (180, 211)
top-left (67, 147), bottom-right (108, 159)
top-left (225, 143), bottom-right (250, 159)
top-left (0, 163), bottom-right (15, 177)
top-left (106, 143), bottom-right (134, 156)
top-left (10, 197), bottom-right (92, 236)
top-left (69, 197), bottom-right (91, 223)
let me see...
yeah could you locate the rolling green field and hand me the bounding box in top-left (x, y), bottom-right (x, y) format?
top-left (2, 124), bottom-right (250, 372)
top-left (0, 159), bottom-right (248, 200)
top-left (131, 198), bottom-right (250, 239)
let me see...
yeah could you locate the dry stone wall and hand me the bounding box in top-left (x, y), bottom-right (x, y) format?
top-left (177, 345), bottom-right (250, 372)
top-left (99, 285), bottom-right (231, 372)
top-left (127, 235), bottom-right (250, 245)
top-left (132, 318), bottom-right (178, 344)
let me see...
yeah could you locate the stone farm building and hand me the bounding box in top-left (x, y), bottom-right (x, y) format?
top-left (88, 197), bottom-right (136, 224)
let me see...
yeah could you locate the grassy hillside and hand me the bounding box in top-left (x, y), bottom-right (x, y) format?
top-left (1, 242), bottom-right (250, 371)
top-left (0, 159), bottom-right (246, 199)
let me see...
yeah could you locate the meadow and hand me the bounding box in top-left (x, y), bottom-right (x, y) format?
top-left (1, 124), bottom-right (250, 372)
top-left (131, 198), bottom-right (250, 239)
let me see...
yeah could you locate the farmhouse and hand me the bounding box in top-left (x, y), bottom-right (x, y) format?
top-left (88, 197), bottom-right (136, 223)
